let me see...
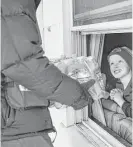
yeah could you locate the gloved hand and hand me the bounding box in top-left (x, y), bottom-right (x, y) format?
top-left (53, 79), bottom-right (96, 110)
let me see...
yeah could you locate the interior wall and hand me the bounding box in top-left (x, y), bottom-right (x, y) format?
top-left (101, 33), bottom-right (132, 91)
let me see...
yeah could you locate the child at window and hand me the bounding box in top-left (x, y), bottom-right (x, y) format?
top-left (105, 46), bottom-right (132, 118)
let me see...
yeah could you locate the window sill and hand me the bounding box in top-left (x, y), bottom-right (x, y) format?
top-left (74, 118), bottom-right (131, 147)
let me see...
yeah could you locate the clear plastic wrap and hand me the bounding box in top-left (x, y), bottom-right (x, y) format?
top-left (54, 56), bottom-right (109, 100)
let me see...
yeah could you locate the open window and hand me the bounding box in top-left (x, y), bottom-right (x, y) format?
top-left (70, 20), bottom-right (132, 147)
top-left (60, 0), bottom-right (132, 147)
top-left (70, 25), bottom-right (132, 146)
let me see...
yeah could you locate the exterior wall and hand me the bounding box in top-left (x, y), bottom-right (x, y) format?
top-left (62, 0), bottom-right (74, 57)
top-left (37, 0), bottom-right (73, 59)
top-left (42, 0), bottom-right (64, 59)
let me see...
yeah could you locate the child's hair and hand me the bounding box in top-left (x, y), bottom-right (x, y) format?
top-left (107, 46), bottom-right (132, 70)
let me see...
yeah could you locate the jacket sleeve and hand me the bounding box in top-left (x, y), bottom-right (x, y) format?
top-left (116, 80), bottom-right (132, 117)
top-left (122, 101), bottom-right (132, 118)
top-left (2, 54), bottom-right (95, 109)
top-left (1, 14), bottom-right (95, 110)
top-left (122, 82), bottom-right (132, 118)
top-left (2, 57), bottom-right (95, 110)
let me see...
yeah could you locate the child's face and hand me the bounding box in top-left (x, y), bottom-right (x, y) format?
top-left (109, 54), bottom-right (131, 79)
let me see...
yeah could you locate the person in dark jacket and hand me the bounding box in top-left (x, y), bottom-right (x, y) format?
top-left (107, 46), bottom-right (132, 118)
top-left (1, 0), bottom-right (95, 146)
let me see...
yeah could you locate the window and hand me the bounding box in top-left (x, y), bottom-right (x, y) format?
top-left (69, 0), bottom-right (132, 143)
top-left (70, 22), bottom-right (132, 147)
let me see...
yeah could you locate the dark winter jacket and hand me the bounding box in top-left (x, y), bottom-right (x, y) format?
top-left (1, 0), bottom-right (94, 141)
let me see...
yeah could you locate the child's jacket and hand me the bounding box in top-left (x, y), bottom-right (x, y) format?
top-left (116, 79), bottom-right (132, 117)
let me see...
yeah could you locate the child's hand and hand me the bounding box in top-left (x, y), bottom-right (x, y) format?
top-left (110, 88), bottom-right (125, 107)
top-left (110, 88), bottom-right (123, 98)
